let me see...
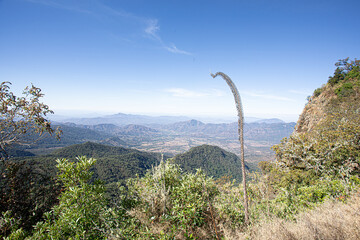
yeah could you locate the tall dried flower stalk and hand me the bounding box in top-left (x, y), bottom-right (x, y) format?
top-left (210, 72), bottom-right (249, 225)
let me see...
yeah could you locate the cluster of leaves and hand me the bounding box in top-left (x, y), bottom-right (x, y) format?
top-left (328, 58), bottom-right (360, 86)
top-left (334, 82), bottom-right (355, 98)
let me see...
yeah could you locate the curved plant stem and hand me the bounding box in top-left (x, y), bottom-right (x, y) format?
top-left (211, 72), bottom-right (249, 225)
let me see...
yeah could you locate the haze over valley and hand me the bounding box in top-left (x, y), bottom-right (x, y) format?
top-left (17, 112), bottom-right (296, 163)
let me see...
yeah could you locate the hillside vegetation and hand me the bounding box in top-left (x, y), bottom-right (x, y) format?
top-left (10, 142), bottom-right (162, 184)
top-left (1, 58), bottom-right (360, 239)
top-left (173, 144), bottom-right (257, 182)
top-left (10, 143), bottom-right (255, 186)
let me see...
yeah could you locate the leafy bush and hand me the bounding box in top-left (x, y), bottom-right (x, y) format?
top-left (127, 159), bottom-right (220, 239)
top-left (30, 156), bottom-right (113, 240)
top-left (328, 58), bottom-right (360, 86)
top-left (215, 180), bottom-right (246, 228)
top-left (313, 87), bottom-right (323, 97)
top-left (328, 67), bottom-right (345, 86)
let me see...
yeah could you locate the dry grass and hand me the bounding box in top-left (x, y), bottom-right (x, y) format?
top-left (246, 191), bottom-right (360, 240)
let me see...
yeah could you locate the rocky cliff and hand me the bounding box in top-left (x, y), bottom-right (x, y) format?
top-left (295, 58), bottom-right (360, 133)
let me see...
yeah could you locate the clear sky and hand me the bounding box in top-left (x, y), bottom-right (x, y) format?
top-left (1, 0), bottom-right (360, 122)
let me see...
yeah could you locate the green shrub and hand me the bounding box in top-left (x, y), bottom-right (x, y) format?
top-left (30, 157), bottom-right (112, 240)
top-left (328, 58), bottom-right (360, 86)
top-left (0, 211), bottom-right (25, 239)
top-left (328, 68), bottom-right (345, 86)
top-left (335, 82), bottom-right (354, 98)
top-left (345, 66), bottom-right (360, 80)
top-left (127, 159), bottom-right (220, 239)
top-left (214, 180), bottom-right (246, 227)
top-left (313, 87), bottom-right (323, 97)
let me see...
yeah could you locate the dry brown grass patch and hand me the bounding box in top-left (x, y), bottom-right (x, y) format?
top-left (247, 191), bottom-right (360, 240)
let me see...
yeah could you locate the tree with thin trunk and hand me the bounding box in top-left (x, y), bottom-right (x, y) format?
top-left (0, 82), bottom-right (61, 160)
top-left (210, 72), bottom-right (249, 225)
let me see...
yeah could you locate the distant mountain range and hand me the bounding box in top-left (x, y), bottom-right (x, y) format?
top-left (152, 119), bottom-right (294, 142)
top-left (61, 118), bottom-right (294, 143)
top-left (59, 113), bottom-right (192, 126)
top-left (54, 112), bottom-right (289, 126)
top-left (13, 113), bottom-right (295, 162)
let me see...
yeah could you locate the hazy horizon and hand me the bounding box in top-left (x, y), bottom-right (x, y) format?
top-left (49, 109), bottom-right (299, 123)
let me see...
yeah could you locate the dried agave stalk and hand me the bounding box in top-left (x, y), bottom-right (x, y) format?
top-left (210, 72), bottom-right (249, 225)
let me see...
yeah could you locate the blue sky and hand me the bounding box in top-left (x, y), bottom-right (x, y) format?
top-left (1, 0), bottom-right (360, 122)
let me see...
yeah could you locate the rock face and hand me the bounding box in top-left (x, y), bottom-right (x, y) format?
top-left (295, 85), bottom-right (335, 133)
top-left (295, 60), bottom-right (360, 133)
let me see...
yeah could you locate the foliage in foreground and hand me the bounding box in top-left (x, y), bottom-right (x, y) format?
top-left (3, 155), bottom-right (358, 239)
top-left (0, 161), bottom-right (60, 236)
top-left (30, 157), bottom-right (111, 239)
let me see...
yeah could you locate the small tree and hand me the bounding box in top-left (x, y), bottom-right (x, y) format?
top-left (0, 81), bottom-right (60, 160)
top-left (0, 81), bottom-right (61, 237)
top-left (211, 72), bottom-right (249, 225)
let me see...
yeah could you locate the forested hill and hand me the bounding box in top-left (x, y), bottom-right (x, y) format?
top-left (52, 141), bottom-right (134, 158)
top-left (173, 144), bottom-right (257, 182)
top-left (20, 142), bottom-right (162, 184)
top-left (17, 142), bottom-right (256, 185)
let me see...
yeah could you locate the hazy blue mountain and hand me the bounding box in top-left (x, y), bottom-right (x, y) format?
top-left (66, 123), bottom-right (159, 136)
top-left (154, 120), bottom-right (295, 144)
top-left (11, 124), bottom-right (113, 155)
top-left (56, 112), bottom-right (292, 126)
top-left (61, 113), bottom-right (191, 126)
top-left (253, 118), bottom-right (285, 124)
